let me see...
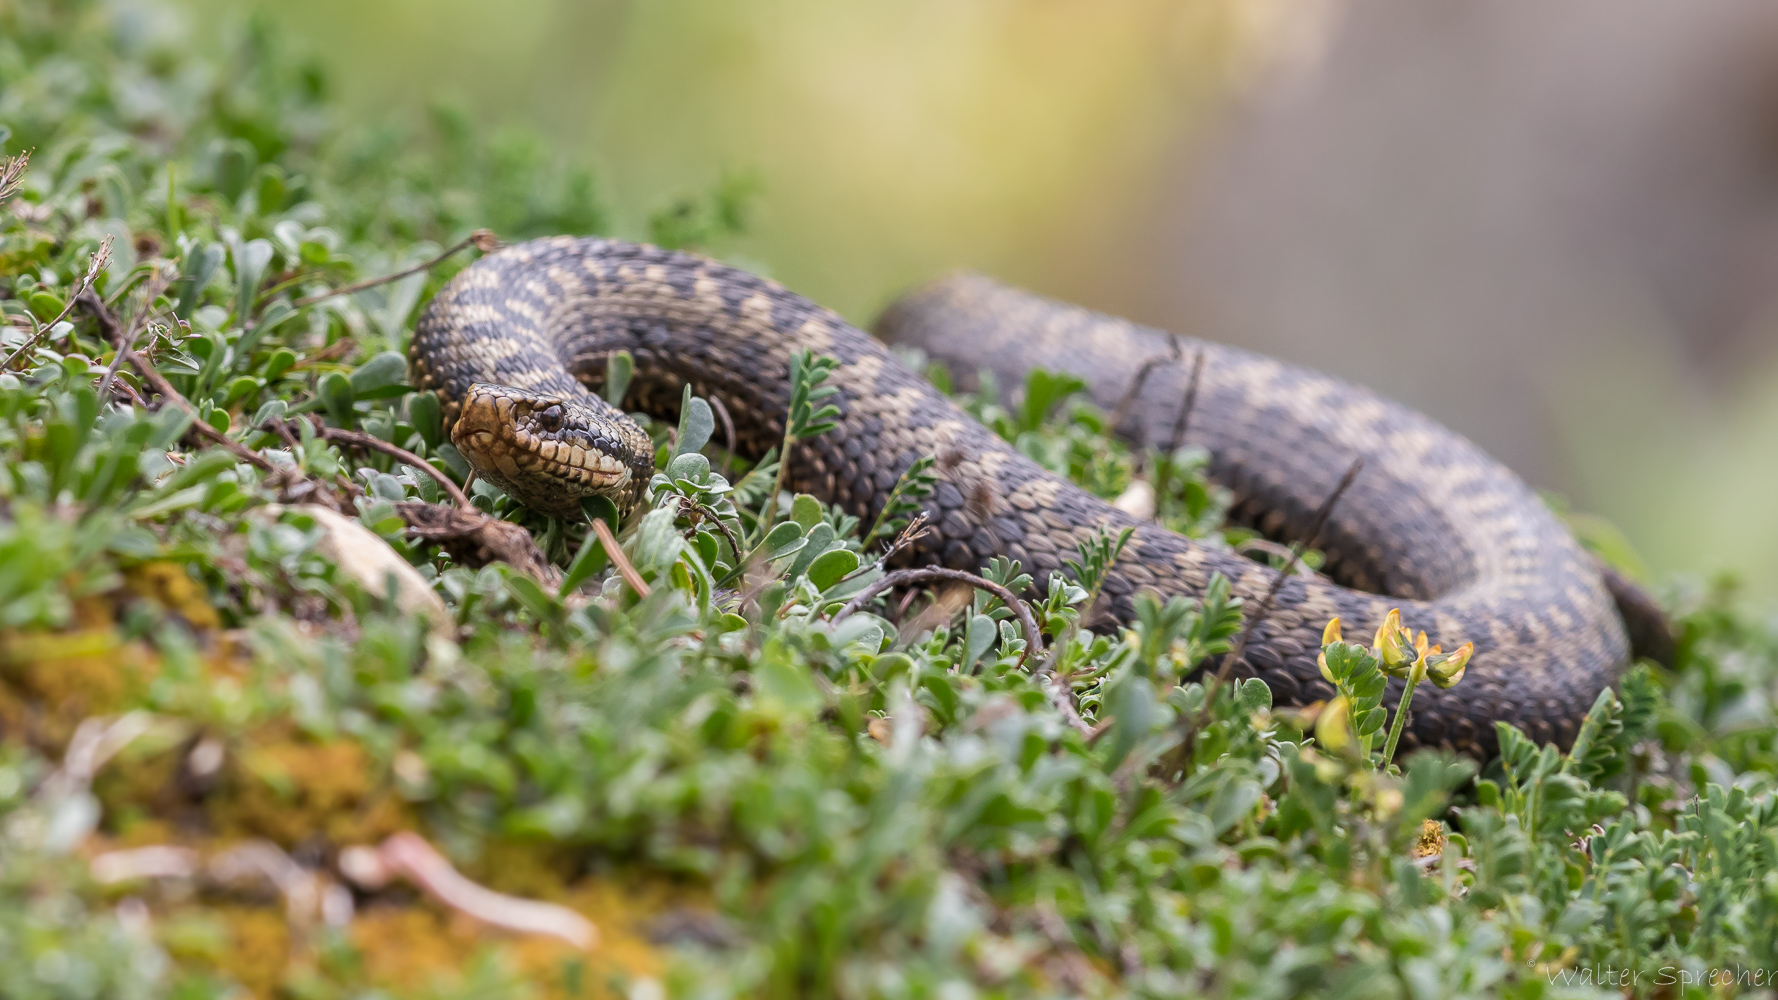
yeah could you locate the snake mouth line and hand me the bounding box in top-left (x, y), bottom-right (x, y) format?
top-left (453, 426), bottom-right (631, 486)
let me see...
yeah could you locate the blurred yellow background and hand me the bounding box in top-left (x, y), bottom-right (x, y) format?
top-left (179, 0), bottom-right (1778, 599)
top-left (183, 0), bottom-right (1265, 318)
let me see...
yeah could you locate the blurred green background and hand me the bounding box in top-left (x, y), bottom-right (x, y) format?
top-left (173, 0), bottom-right (1778, 600)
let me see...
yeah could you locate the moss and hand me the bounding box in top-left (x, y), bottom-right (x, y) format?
top-left (348, 907), bottom-right (484, 994)
top-left (91, 747), bottom-right (185, 838)
top-left (463, 838), bottom-right (582, 901)
top-left (0, 626), bottom-right (157, 748)
top-left (124, 562), bottom-right (222, 632)
top-left (208, 733), bottom-right (412, 848)
top-left (143, 870), bottom-right (679, 997)
top-left (349, 877), bottom-right (673, 998)
top-left (158, 905), bottom-right (292, 999)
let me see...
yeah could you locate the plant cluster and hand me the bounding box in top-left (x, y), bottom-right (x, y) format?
top-left (2, 3), bottom-right (1778, 999)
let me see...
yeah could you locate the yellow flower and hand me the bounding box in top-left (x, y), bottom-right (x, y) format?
top-left (1315, 694), bottom-right (1354, 752)
top-left (1427, 642), bottom-right (1473, 688)
top-left (1318, 617), bottom-right (1343, 683)
top-left (1373, 609), bottom-right (1407, 668)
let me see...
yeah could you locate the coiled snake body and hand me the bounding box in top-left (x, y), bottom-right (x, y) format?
top-left (411, 236), bottom-right (1663, 757)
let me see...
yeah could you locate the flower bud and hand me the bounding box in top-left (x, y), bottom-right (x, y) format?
top-left (1318, 649), bottom-right (1336, 684)
top-left (1315, 694), bottom-right (1354, 752)
top-left (1321, 617), bottom-right (1342, 647)
top-left (1373, 609), bottom-right (1407, 668)
top-left (1426, 642), bottom-right (1473, 689)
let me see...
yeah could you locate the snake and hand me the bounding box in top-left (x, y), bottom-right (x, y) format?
top-left (409, 235), bottom-right (1669, 758)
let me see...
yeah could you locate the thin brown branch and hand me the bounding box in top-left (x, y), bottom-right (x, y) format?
top-left (1177, 457), bottom-right (1364, 765)
top-left (673, 495), bottom-right (742, 566)
top-left (97, 266), bottom-right (174, 397)
top-left (707, 393), bottom-right (738, 476)
top-left (76, 291), bottom-right (275, 472)
top-left (1043, 672), bottom-right (1094, 738)
top-left (300, 419), bottom-right (471, 509)
top-left (339, 832), bottom-right (596, 949)
top-left (591, 516), bottom-right (651, 597)
top-left (1234, 537), bottom-right (1320, 578)
top-left (1107, 336), bottom-right (1183, 436)
top-left (290, 337), bottom-right (357, 369)
top-left (266, 415), bottom-right (303, 453)
top-left (107, 376), bottom-right (148, 409)
top-left (292, 229), bottom-right (500, 309)
top-left (848, 567), bottom-right (1087, 736)
top-left (832, 566), bottom-right (1044, 670)
top-left (1161, 348), bottom-right (1206, 456)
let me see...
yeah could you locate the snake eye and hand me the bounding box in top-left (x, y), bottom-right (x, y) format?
top-left (534, 405), bottom-right (563, 432)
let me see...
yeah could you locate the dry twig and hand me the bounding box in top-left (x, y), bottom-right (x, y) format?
top-left (1107, 337), bottom-right (1182, 435)
top-left (77, 290), bottom-right (275, 472)
top-left (292, 229), bottom-right (500, 308)
top-left (591, 516), bottom-right (651, 597)
top-left (1162, 347), bottom-right (1207, 456)
top-left (671, 495), bottom-right (742, 566)
top-left (831, 566), bottom-right (1074, 736)
top-left (393, 501), bottom-right (559, 586)
top-left (339, 831), bottom-right (597, 949)
top-left (293, 418), bottom-right (471, 509)
top-left (96, 265), bottom-right (174, 397)
top-left (832, 566), bottom-right (1041, 663)
top-left (1176, 457), bottom-right (1364, 765)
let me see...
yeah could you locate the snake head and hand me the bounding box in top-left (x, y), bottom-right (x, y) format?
top-left (450, 382), bottom-right (652, 518)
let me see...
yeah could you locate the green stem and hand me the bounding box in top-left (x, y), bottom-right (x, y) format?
top-left (166, 162), bottom-right (179, 238)
top-left (1380, 675), bottom-right (1419, 766)
top-left (862, 478), bottom-right (907, 547)
top-left (754, 428), bottom-right (794, 543)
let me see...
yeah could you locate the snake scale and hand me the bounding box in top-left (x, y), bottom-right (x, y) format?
top-left (410, 235), bottom-right (1667, 758)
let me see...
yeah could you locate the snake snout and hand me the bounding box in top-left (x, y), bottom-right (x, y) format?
top-left (449, 382), bottom-right (643, 517)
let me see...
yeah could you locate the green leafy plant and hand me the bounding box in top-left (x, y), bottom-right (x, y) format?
top-left (754, 348), bottom-right (840, 535)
